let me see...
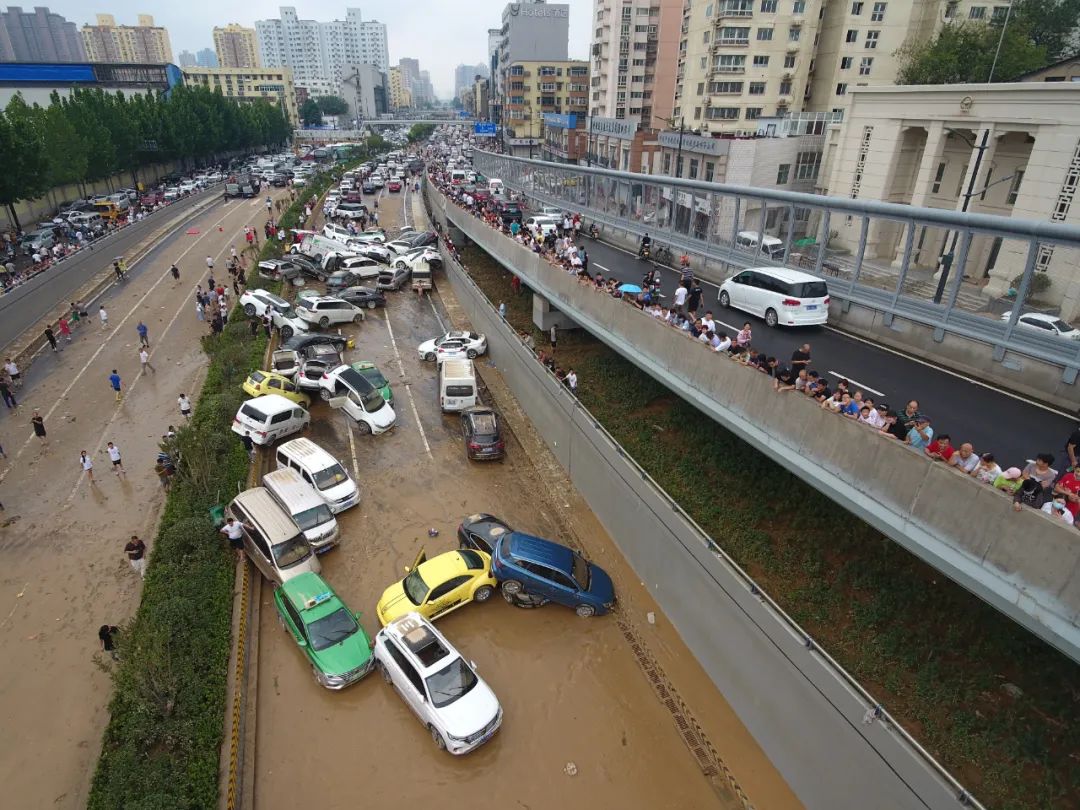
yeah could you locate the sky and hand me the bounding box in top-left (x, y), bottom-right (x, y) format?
top-left (44, 0), bottom-right (593, 98)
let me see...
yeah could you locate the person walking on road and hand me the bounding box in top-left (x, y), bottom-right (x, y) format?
top-left (499, 301), bottom-right (506, 320)
top-left (80, 450), bottom-right (95, 483)
top-left (195, 300), bottom-right (205, 322)
top-left (178, 393), bottom-right (192, 420)
top-left (108, 369), bottom-right (122, 401)
top-left (31, 409), bottom-right (46, 445)
top-left (206, 255), bottom-right (215, 271)
top-left (106, 441), bottom-right (125, 475)
top-left (124, 535), bottom-right (146, 578)
top-left (4, 358), bottom-right (21, 389)
top-left (58, 316), bottom-right (72, 343)
top-left (0, 378), bottom-right (16, 410)
top-left (99, 305), bottom-right (109, 330)
top-left (139, 347), bottom-right (155, 375)
top-left (240, 430), bottom-right (255, 462)
top-left (44, 326), bottom-right (59, 352)
top-left (136, 321), bottom-right (150, 348)
top-left (170, 263), bottom-right (180, 284)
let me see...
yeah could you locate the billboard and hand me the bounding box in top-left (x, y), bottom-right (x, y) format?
top-left (474, 121), bottom-right (497, 137)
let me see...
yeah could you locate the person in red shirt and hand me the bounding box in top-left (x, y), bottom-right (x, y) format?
top-left (1053, 470), bottom-right (1080, 519)
top-left (924, 434), bottom-right (955, 462)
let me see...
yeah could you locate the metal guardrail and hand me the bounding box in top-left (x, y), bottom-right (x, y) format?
top-left (471, 151), bottom-right (1080, 382)
top-left (427, 185), bottom-right (987, 808)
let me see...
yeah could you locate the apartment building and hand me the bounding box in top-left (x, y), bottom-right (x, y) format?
top-left (589, 0), bottom-right (681, 128)
top-left (181, 65), bottom-right (298, 126)
top-left (388, 65), bottom-right (411, 110)
top-left (82, 13), bottom-right (173, 65)
top-left (214, 24), bottom-right (260, 69)
top-left (0, 5), bottom-right (86, 62)
top-left (504, 59), bottom-right (589, 156)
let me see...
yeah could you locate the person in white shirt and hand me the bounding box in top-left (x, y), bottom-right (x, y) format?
top-left (672, 285), bottom-right (688, 313)
top-left (565, 369), bottom-right (578, 393)
top-left (971, 453), bottom-right (1003, 485)
top-left (948, 442), bottom-right (980, 474)
top-left (1042, 495), bottom-right (1075, 525)
top-left (700, 313), bottom-right (717, 334)
top-left (713, 334), bottom-right (732, 353)
top-left (99, 305), bottom-right (109, 329)
top-left (862, 403), bottom-right (887, 429)
top-left (178, 393), bottom-right (192, 419)
top-left (106, 441), bottom-right (125, 475)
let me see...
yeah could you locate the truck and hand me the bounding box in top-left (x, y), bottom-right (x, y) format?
top-left (411, 257), bottom-right (434, 294)
top-left (224, 173), bottom-right (260, 199)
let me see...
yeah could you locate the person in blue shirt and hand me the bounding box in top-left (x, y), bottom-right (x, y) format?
top-left (905, 416), bottom-right (934, 450)
top-left (109, 369), bottom-right (122, 402)
top-left (136, 321), bottom-right (149, 348)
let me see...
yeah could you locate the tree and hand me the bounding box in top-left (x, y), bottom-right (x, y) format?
top-left (407, 123), bottom-right (436, 143)
top-left (1012, 0), bottom-right (1080, 61)
top-left (300, 98), bottom-right (322, 127)
top-left (316, 95), bottom-right (348, 116)
top-left (43, 96), bottom-right (88, 189)
top-left (896, 21), bottom-right (1048, 85)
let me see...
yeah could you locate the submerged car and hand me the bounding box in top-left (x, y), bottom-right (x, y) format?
top-left (375, 548), bottom-right (497, 626)
top-left (242, 370), bottom-right (311, 406)
top-left (460, 406), bottom-right (505, 461)
top-left (351, 361), bottom-right (393, 404)
top-left (417, 331), bottom-right (487, 362)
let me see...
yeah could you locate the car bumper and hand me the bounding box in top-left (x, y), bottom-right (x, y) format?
top-left (328, 491), bottom-right (360, 514)
top-left (446, 710), bottom-right (503, 755)
top-left (467, 446), bottom-right (504, 461)
top-left (781, 310), bottom-right (829, 327)
top-left (317, 657), bottom-right (374, 689)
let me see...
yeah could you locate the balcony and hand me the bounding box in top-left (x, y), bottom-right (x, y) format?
top-left (716, 38), bottom-right (750, 47)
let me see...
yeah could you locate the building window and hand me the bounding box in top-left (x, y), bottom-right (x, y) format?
top-left (708, 81), bottom-right (744, 93)
top-left (795, 150), bottom-right (822, 180)
top-left (753, 55), bottom-right (770, 66)
top-left (706, 106), bottom-right (740, 119)
top-left (793, 0), bottom-right (806, 12)
top-left (719, 26), bottom-right (751, 45)
top-left (789, 25), bottom-right (801, 41)
top-left (851, 1), bottom-right (863, 12)
top-left (859, 56), bottom-right (873, 75)
top-left (694, 106), bottom-right (702, 119)
top-left (865, 30), bottom-right (879, 48)
top-left (676, 156), bottom-right (684, 176)
top-left (749, 81), bottom-right (766, 94)
top-left (761, 0), bottom-right (777, 10)
top-left (871, 1), bottom-right (886, 20)
top-left (931, 162), bottom-right (946, 194)
top-left (714, 54), bottom-right (747, 72)
top-left (841, 56), bottom-right (853, 69)
top-left (698, 82), bottom-right (705, 95)
top-left (703, 30), bottom-right (711, 43)
top-left (991, 5), bottom-right (1009, 21)
top-left (663, 153), bottom-right (672, 174)
top-left (969, 5), bottom-right (986, 18)
top-left (784, 54), bottom-right (796, 67)
top-left (779, 80), bottom-right (792, 94)
top-left (706, 3), bottom-right (714, 16)
top-left (776, 164), bottom-right (791, 184)
top-left (705, 161), bottom-right (716, 181)
top-left (845, 29), bottom-right (858, 43)
top-left (836, 83), bottom-right (848, 95)
top-left (689, 158), bottom-right (699, 179)
top-left (745, 107), bottom-right (763, 119)
top-left (1007, 169), bottom-right (1024, 205)
top-left (757, 27), bottom-right (774, 41)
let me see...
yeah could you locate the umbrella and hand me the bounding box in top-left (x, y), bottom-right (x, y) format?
top-left (618, 283), bottom-right (643, 294)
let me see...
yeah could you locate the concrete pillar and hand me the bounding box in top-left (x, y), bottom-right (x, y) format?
top-left (532, 293), bottom-right (577, 331)
top-left (447, 223), bottom-right (469, 246)
top-left (862, 121), bottom-right (904, 257)
top-left (893, 121), bottom-right (947, 268)
top-left (934, 125), bottom-right (997, 281)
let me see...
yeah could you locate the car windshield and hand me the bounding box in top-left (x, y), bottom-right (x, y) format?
top-left (312, 463), bottom-right (349, 491)
top-left (272, 533), bottom-right (311, 568)
top-left (293, 503), bottom-right (335, 532)
top-left (307, 607), bottom-right (358, 652)
top-left (359, 367), bottom-right (388, 388)
top-left (1051, 319), bottom-right (1073, 332)
top-left (571, 552), bottom-right (590, 590)
top-left (425, 658), bottom-right (479, 708)
top-left (240, 403), bottom-right (268, 423)
top-left (470, 413), bottom-right (497, 435)
top-left (791, 281), bottom-right (829, 299)
top-left (361, 387), bottom-right (385, 412)
top-left (402, 569), bottom-right (429, 605)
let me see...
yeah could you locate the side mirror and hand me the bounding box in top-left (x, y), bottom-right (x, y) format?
top-left (470, 659), bottom-right (478, 670)
top-left (404, 566), bottom-right (411, 573)
top-left (297, 639), bottom-right (308, 648)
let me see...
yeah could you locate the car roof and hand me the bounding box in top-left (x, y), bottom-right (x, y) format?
top-left (383, 614), bottom-right (457, 673)
top-left (505, 532), bottom-right (574, 574)
top-left (280, 572), bottom-right (341, 619)
top-left (741, 266), bottom-right (825, 283)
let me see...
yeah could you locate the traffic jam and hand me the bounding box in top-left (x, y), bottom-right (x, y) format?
top-left (226, 149), bottom-right (617, 756)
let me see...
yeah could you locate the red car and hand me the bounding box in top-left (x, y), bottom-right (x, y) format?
top-left (387, 179), bottom-right (402, 192)
top-left (140, 190), bottom-right (164, 206)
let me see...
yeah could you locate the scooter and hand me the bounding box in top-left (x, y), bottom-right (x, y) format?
top-left (638, 243), bottom-right (651, 260)
top-left (588, 224), bottom-right (599, 239)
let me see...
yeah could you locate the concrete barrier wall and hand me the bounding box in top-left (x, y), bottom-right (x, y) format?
top-left (433, 227), bottom-right (976, 810)
top-left (429, 183), bottom-right (1080, 664)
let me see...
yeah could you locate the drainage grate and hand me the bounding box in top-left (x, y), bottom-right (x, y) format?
top-left (619, 618), bottom-right (756, 810)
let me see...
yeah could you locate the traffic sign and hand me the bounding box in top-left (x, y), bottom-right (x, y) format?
top-left (474, 121), bottom-right (496, 137)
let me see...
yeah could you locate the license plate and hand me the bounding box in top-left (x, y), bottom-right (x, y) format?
top-left (480, 448), bottom-right (493, 453)
top-left (805, 305), bottom-right (817, 311)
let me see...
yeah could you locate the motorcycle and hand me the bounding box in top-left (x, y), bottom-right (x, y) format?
top-left (588, 224), bottom-right (599, 239)
top-left (638, 243), bottom-right (651, 260)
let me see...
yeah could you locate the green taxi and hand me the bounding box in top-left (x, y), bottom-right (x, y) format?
top-left (350, 361), bottom-right (393, 405)
top-left (274, 572), bottom-right (374, 689)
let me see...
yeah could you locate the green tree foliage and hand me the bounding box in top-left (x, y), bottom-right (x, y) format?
top-left (896, 20), bottom-right (1049, 85)
top-left (407, 122), bottom-right (436, 143)
top-left (316, 95), bottom-right (348, 115)
top-left (300, 98), bottom-right (322, 127)
top-left (0, 85), bottom-right (290, 221)
top-left (1013, 0), bottom-right (1080, 61)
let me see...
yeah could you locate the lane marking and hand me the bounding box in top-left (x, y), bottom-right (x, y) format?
top-left (345, 413), bottom-right (361, 482)
top-left (382, 311), bottom-right (432, 460)
top-left (826, 371), bottom-right (885, 398)
top-left (427, 296), bottom-right (446, 333)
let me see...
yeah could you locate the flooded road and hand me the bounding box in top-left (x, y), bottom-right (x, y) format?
top-left (252, 187), bottom-right (801, 810)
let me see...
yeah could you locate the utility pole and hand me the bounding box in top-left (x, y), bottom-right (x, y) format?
top-left (655, 115), bottom-right (686, 177)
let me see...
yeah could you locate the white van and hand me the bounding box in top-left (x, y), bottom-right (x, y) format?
top-left (450, 169), bottom-right (467, 185)
top-left (262, 467), bottom-right (340, 553)
top-left (274, 437), bottom-right (360, 514)
top-left (718, 266), bottom-right (830, 328)
top-left (295, 232), bottom-right (354, 262)
top-left (226, 488), bottom-right (321, 585)
top-left (231, 394), bottom-right (310, 445)
top-left (736, 231), bottom-right (786, 261)
top-left (488, 178), bottom-right (505, 197)
top-left (439, 359), bottom-right (478, 412)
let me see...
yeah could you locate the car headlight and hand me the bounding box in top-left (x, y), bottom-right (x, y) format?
top-left (320, 672), bottom-right (347, 687)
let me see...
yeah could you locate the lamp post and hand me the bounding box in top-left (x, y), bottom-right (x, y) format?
top-left (655, 115), bottom-right (686, 177)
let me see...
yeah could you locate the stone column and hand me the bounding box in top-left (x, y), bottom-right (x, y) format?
top-left (933, 125), bottom-right (997, 280)
top-left (893, 121), bottom-right (947, 268)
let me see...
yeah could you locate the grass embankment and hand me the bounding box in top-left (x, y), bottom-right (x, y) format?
top-left (86, 179), bottom-right (334, 809)
top-left (461, 244), bottom-right (1080, 810)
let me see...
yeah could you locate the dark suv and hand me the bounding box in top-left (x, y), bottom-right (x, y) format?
top-left (495, 202), bottom-right (522, 224)
top-left (460, 406), bottom-right (505, 461)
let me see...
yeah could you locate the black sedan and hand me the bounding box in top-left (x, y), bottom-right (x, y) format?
top-left (280, 333), bottom-right (349, 354)
top-left (361, 182), bottom-right (376, 194)
top-left (399, 230), bottom-right (438, 248)
top-left (337, 286), bottom-right (386, 309)
top-left (457, 513), bottom-right (512, 555)
top-left (460, 406), bottom-right (506, 462)
top-left (283, 254), bottom-right (329, 282)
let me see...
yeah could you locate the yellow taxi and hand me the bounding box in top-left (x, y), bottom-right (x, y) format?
top-left (241, 370), bottom-right (311, 406)
top-left (376, 548), bottom-right (497, 626)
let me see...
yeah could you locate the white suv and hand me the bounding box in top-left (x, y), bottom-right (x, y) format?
top-left (374, 613), bottom-right (502, 755)
top-left (295, 295), bottom-right (366, 328)
top-left (239, 289), bottom-right (310, 339)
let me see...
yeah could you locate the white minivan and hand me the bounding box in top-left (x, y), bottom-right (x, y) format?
top-left (231, 394), bottom-right (310, 445)
top-left (275, 437), bottom-right (360, 514)
top-left (439, 359), bottom-right (478, 413)
top-left (718, 267), bottom-right (830, 328)
top-left (262, 467), bottom-right (341, 553)
top-left (226, 488), bottom-right (321, 585)
top-left (319, 365), bottom-right (397, 435)
top-left (736, 231), bottom-right (786, 261)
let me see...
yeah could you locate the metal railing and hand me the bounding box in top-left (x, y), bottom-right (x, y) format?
top-left (470, 150), bottom-right (1080, 382)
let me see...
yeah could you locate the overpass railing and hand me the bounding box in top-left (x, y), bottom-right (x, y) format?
top-left (471, 151), bottom-right (1080, 382)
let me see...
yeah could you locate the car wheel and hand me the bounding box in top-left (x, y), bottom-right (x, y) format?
top-left (504, 590), bottom-right (548, 609)
top-left (353, 314), bottom-right (364, 324)
top-left (765, 308), bottom-right (779, 328)
top-left (243, 303), bottom-right (256, 316)
top-left (429, 725), bottom-right (446, 752)
top-left (474, 585), bottom-right (494, 603)
top-left (424, 352), bottom-right (436, 361)
top-left (501, 580), bottom-right (523, 596)
top-left (319, 316), bottom-right (330, 328)
top-left (719, 290), bottom-right (731, 308)
top-left (575, 603), bottom-right (596, 618)
top-left (320, 388), bottom-right (331, 402)
top-left (379, 660), bottom-right (392, 684)
top-left (356, 420), bottom-right (372, 435)
top-left (466, 349), bottom-right (478, 359)
top-left (281, 325), bottom-right (294, 339)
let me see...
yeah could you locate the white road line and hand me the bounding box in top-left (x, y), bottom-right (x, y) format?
top-left (427, 295), bottom-right (446, 332)
top-left (402, 182), bottom-right (412, 230)
top-left (0, 203), bottom-right (244, 485)
top-left (826, 371), bottom-right (885, 398)
top-left (592, 262), bottom-right (612, 274)
top-left (382, 311), bottom-right (432, 460)
top-left (345, 413), bottom-right (361, 482)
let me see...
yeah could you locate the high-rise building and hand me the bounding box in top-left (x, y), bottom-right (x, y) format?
top-left (181, 65), bottom-right (298, 125)
top-left (82, 13), bottom-right (173, 64)
top-left (214, 23), bottom-right (260, 69)
top-left (178, 49), bottom-right (196, 66)
top-left (503, 59), bottom-right (588, 156)
top-left (388, 65), bottom-right (411, 110)
top-left (0, 6), bottom-right (86, 62)
top-left (455, 63), bottom-right (489, 100)
top-left (196, 47), bottom-right (217, 68)
top-left (256, 6), bottom-right (389, 89)
top-left (589, 0), bottom-right (681, 128)
top-left (339, 62), bottom-right (387, 120)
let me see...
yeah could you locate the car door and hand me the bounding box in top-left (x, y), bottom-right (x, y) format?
top-left (461, 413), bottom-right (473, 442)
top-left (519, 561), bottom-right (557, 599)
top-left (726, 272), bottom-right (749, 310)
top-left (266, 377), bottom-right (285, 395)
top-left (546, 568), bottom-right (581, 605)
top-left (425, 575), bottom-right (474, 617)
top-left (281, 598), bottom-right (306, 647)
top-left (384, 639), bottom-right (429, 722)
top-left (741, 272), bottom-right (765, 316)
top-left (247, 524), bottom-right (277, 581)
top-left (268, 409), bottom-right (292, 440)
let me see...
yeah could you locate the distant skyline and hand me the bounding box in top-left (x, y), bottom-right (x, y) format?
top-left (38, 1), bottom-right (592, 97)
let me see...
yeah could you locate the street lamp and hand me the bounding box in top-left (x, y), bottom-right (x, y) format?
top-left (654, 115), bottom-right (687, 177)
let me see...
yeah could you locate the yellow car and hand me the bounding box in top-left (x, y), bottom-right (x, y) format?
top-left (241, 370), bottom-right (311, 406)
top-left (376, 548), bottom-right (497, 626)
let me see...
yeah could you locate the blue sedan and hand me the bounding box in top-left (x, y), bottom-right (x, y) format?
top-left (490, 531), bottom-right (615, 617)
